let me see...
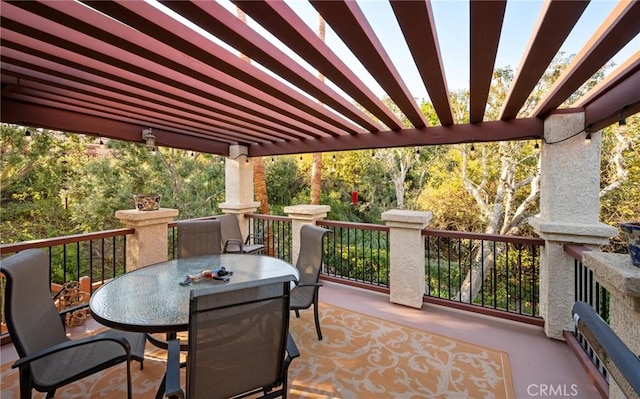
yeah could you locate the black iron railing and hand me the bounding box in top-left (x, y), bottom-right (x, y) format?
top-left (317, 220), bottom-right (390, 288)
top-left (423, 229), bottom-right (544, 321)
top-left (246, 214), bottom-right (293, 263)
top-left (565, 244), bottom-right (610, 391)
top-left (0, 228), bottom-right (133, 293)
top-left (0, 229), bottom-right (133, 340)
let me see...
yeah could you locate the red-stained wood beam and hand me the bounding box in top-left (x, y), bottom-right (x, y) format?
top-left (390, 0), bottom-right (454, 126)
top-left (583, 68), bottom-right (640, 131)
top-left (469, 0), bottom-right (506, 123)
top-left (8, 87), bottom-right (266, 146)
top-left (233, 0), bottom-right (404, 131)
top-left (250, 118), bottom-right (543, 157)
top-left (5, 1), bottom-right (346, 140)
top-left (0, 34), bottom-right (314, 143)
top-left (0, 58), bottom-right (308, 143)
top-left (161, 0), bottom-right (382, 133)
top-left (1, 99), bottom-right (231, 155)
top-left (310, 0), bottom-right (427, 128)
top-left (70, 0), bottom-right (362, 136)
top-left (533, 1), bottom-right (640, 118)
top-left (500, 1), bottom-right (588, 120)
top-left (7, 92), bottom-right (244, 146)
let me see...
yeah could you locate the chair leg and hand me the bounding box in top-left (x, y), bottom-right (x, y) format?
top-left (19, 369), bottom-right (34, 399)
top-left (294, 309), bottom-right (300, 318)
top-left (313, 302), bottom-right (322, 340)
top-left (126, 360), bottom-right (132, 399)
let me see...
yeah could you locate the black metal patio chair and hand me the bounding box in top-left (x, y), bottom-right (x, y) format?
top-left (290, 224), bottom-right (331, 340)
top-left (218, 214), bottom-right (265, 254)
top-left (0, 249), bottom-right (145, 399)
top-left (164, 275), bottom-right (299, 399)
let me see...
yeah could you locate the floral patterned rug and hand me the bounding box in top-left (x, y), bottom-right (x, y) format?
top-left (1, 303), bottom-right (513, 398)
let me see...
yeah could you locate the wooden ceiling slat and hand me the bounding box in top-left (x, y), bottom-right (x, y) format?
top-left (390, 0), bottom-right (454, 126)
top-left (310, 0), bottom-right (427, 129)
top-left (576, 51), bottom-right (640, 108)
top-left (160, 0), bottom-right (381, 134)
top-left (232, 0), bottom-right (404, 131)
top-left (1, 59), bottom-right (312, 143)
top-left (5, 0), bottom-right (342, 140)
top-left (78, 0), bottom-right (362, 136)
top-left (0, 33), bottom-right (320, 143)
top-left (500, 1), bottom-right (588, 120)
top-left (581, 63), bottom-right (640, 131)
top-left (0, 0), bottom-right (637, 157)
top-left (469, 0), bottom-right (506, 124)
top-left (533, 1), bottom-right (640, 118)
top-left (12, 86), bottom-right (281, 145)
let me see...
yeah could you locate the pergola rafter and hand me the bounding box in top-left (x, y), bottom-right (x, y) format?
top-left (0, 0), bottom-right (637, 156)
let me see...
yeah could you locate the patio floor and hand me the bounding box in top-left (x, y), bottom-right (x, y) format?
top-left (0, 280), bottom-right (601, 399)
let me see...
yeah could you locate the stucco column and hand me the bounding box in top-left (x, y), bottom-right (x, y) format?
top-left (115, 208), bottom-right (179, 270)
top-left (529, 112), bottom-right (616, 340)
top-left (381, 209), bottom-right (433, 308)
top-left (582, 252), bottom-right (640, 399)
top-left (219, 145), bottom-right (260, 239)
top-left (284, 204), bottom-right (331, 265)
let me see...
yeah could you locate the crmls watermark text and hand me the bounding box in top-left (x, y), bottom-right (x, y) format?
top-left (527, 384), bottom-right (579, 397)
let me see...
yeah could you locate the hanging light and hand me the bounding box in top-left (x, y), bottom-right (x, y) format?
top-left (534, 141), bottom-right (539, 149)
top-left (142, 128), bottom-right (155, 150)
top-left (584, 132), bottom-right (592, 144)
top-left (470, 143), bottom-right (475, 152)
top-left (618, 105), bottom-right (628, 126)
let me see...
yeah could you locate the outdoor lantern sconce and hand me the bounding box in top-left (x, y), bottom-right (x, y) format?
top-left (142, 128), bottom-right (155, 150)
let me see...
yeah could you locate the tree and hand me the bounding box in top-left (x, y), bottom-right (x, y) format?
top-left (451, 56), bottom-right (618, 302)
top-left (310, 13), bottom-right (325, 206)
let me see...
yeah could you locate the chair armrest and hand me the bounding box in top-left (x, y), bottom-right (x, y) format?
top-left (295, 283), bottom-right (323, 288)
top-left (12, 330), bottom-right (130, 369)
top-left (223, 239), bottom-right (244, 253)
top-left (165, 339), bottom-right (185, 399)
top-left (285, 333), bottom-right (300, 360)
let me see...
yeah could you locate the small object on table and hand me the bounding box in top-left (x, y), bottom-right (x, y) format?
top-left (180, 267), bottom-right (233, 285)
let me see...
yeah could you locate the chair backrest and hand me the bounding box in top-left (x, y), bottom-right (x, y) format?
top-left (186, 275), bottom-right (296, 399)
top-left (177, 219), bottom-right (222, 258)
top-left (296, 224), bottom-right (330, 285)
top-left (217, 214), bottom-right (243, 244)
top-left (0, 249), bottom-right (69, 359)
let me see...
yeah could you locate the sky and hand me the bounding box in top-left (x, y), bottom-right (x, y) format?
top-left (178, 0), bottom-right (639, 104)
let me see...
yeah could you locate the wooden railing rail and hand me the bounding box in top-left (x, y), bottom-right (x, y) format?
top-left (0, 228), bottom-right (135, 255)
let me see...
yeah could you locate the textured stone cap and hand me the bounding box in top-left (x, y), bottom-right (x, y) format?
top-left (583, 251), bottom-right (640, 298)
top-left (382, 209), bottom-right (432, 229)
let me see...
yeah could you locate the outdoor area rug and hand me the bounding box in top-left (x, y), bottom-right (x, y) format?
top-left (0, 303), bottom-right (514, 398)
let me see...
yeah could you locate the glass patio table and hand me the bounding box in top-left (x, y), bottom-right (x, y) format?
top-left (90, 254), bottom-right (299, 334)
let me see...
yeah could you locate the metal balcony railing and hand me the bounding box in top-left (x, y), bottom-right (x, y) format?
top-left (1, 216), bottom-right (549, 344)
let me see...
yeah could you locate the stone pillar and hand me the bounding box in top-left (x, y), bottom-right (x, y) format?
top-left (115, 208), bottom-right (179, 270)
top-left (529, 112), bottom-right (616, 340)
top-left (219, 145), bottom-right (260, 239)
top-left (381, 209), bottom-right (433, 308)
top-left (582, 252), bottom-right (640, 399)
top-left (284, 205), bottom-right (331, 265)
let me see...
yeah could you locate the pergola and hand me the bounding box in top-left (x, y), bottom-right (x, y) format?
top-left (1, 0), bottom-right (638, 157)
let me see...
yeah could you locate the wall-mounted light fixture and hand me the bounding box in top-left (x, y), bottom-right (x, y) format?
top-left (618, 105), bottom-right (628, 126)
top-left (142, 128), bottom-right (155, 150)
